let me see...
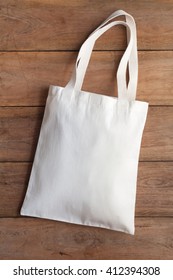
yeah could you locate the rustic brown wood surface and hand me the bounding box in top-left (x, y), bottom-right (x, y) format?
top-left (0, 51), bottom-right (173, 106)
top-left (0, 0), bottom-right (173, 50)
top-left (0, 0), bottom-right (173, 260)
top-left (0, 218), bottom-right (173, 260)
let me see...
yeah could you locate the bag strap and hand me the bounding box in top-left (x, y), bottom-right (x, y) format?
top-left (64, 10), bottom-right (137, 101)
top-left (79, 9), bottom-right (137, 99)
top-left (100, 10), bottom-right (137, 100)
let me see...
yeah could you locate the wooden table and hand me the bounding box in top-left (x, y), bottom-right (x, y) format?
top-left (0, 0), bottom-right (173, 259)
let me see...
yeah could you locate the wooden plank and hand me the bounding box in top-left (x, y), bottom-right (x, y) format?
top-left (0, 0), bottom-right (173, 50)
top-left (0, 51), bottom-right (173, 106)
top-left (0, 217), bottom-right (172, 259)
top-left (0, 163), bottom-right (30, 217)
top-left (0, 106), bottom-right (173, 162)
top-left (142, 106), bottom-right (173, 161)
top-left (0, 162), bottom-right (173, 218)
top-left (136, 162), bottom-right (173, 216)
top-left (0, 107), bottom-right (43, 162)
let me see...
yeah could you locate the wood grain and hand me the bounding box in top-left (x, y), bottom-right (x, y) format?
top-left (0, 0), bottom-right (173, 51)
top-left (0, 107), bottom-right (43, 162)
top-left (0, 106), bottom-right (173, 162)
top-left (0, 162), bottom-right (173, 218)
top-left (0, 217), bottom-right (173, 260)
top-left (0, 51), bottom-right (173, 106)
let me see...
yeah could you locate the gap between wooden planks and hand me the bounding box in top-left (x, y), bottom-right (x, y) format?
top-left (0, 162), bottom-right (173, 218)
top-left (0, 106), bottom-right (172, 161)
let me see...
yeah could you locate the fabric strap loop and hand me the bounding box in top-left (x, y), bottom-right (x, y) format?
top-left (65, 10), bottom-right (137, 101)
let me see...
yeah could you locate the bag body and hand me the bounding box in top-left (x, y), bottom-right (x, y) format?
top-left (21, 10), bottom-right (148, 234)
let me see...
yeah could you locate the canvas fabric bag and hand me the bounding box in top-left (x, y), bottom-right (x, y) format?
top-left (21, 10), bottom-right (148, 235)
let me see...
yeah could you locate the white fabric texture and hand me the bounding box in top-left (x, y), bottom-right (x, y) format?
top-left (21, 10), bottom-right (148, 235)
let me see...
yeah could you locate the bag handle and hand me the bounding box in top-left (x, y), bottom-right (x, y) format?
top-left (78, 9), bottom-right (137, 100)
top-left (64, 10), bottom-right (137, 101)
top-left (65, 20), bottom-right (133, 100)
top-left (100, 10), bottom-right (137, 100)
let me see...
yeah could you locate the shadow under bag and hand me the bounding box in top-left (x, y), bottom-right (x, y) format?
top-left (21, 10), bottom-right (148, 234)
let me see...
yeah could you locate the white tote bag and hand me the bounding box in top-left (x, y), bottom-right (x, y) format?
top-left (21, 10), bottom-right (148, 234)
